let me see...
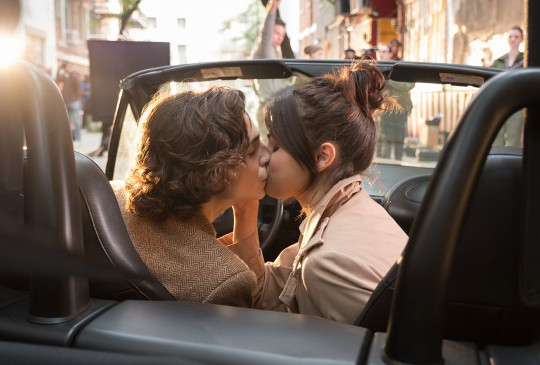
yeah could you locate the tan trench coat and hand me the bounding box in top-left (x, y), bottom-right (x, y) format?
top-left (229, 175), bottom-right (408, 324)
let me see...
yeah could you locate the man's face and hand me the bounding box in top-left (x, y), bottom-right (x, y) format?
top-left (378, 45), bottom-right (392, 61)
top-left (226, 114), bottom-right (270, 202)
top-left (273, 25), bottom-right (286, 48)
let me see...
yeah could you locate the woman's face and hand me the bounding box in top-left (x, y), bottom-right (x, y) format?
top-left (228, 114), bottom-right (271, 202)
top-left (508, 29), bottom-right (523, 49)
top-left (265, 135), bottom-right (311, 201)
top-left (273, 24), bottom-right (286, 48)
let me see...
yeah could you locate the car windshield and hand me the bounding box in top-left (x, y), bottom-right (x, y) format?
top-left (112, 69), bottom-right (484, 181)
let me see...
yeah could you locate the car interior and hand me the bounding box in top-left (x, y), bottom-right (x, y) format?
top-left (2, 1), bottom-right (540, 364)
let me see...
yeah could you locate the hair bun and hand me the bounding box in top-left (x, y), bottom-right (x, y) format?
top-left (336, 62), bottom-right (386, 117)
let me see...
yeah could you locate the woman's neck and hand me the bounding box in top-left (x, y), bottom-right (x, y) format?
top-left (507, 48), bottom-right (520, 67)
top-left (296, 177), bottom-right (334, 216)
top-left (509, 48), bottom-right (520, 57)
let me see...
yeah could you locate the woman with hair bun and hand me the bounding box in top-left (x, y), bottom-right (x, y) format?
top-left (230, 62), bottom-right (408, 323)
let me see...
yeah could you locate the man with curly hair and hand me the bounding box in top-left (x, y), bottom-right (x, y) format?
top-left (113, 87), bottom-right (270, 307)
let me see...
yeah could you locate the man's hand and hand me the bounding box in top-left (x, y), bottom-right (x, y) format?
top-left (232, 200), bottom-right (259, 243)
top-left (232, 200), bottom-right (259, 219)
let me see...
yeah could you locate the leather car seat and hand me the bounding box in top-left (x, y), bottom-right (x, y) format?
top-left (75, 152), bottom-right (174, 301)
top-left (356, 147), bottom-right (540, 347)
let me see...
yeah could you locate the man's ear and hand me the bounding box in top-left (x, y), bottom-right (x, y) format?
top-left (315, 142), bottom-right (336, 172)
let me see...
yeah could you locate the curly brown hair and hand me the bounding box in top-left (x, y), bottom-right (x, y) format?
top-left (124, 87), bottom-right (250, 220)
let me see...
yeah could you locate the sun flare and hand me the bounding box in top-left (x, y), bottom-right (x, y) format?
top-left (0, 34), bottom-right (24, 67)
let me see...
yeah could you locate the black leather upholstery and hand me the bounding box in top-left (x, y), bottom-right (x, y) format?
top-left (356, 148), bottom-right (540, 347)
top-left (75, 152), bottom-right (174, 301)
top-left (381, 174), bottom-right (431, 234)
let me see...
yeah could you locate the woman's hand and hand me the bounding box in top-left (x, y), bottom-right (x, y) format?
top-left (267, 0), bottom-right (281, 13)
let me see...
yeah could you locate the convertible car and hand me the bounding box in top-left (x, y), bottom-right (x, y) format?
top-left (2, 3), bottom-right (540, 364)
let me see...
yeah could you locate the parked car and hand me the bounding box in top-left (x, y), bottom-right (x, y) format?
top-left (2, 5), bottom-right (540, 365)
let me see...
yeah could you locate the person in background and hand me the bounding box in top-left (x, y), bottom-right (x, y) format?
top-left (304, 44), bottom-right (324, 59)
top-left (114, 87), bottom-right (270, 307)
top-left (344, 48), bottom-right (357, 60)
top-left (491, 26), bottom-right (524, 147)
top-left (229, 62), bottom-right (408, 324)
top-left (252, 0), bottom-right (285, 60)
top-left (492, 26), bottom-right (524, 69)
top-left (56, 62), bottom-right (83, 143)
top-left (377, 43), bottom-right (393, 61)
top-left (80, 74), bottom-right (91, 129)
top-left (389, 38), bottom-right (402, 60)
top-left (252, 0), bottom-right (289, 143)
top-left (377, 43), bottom-right (414, 160)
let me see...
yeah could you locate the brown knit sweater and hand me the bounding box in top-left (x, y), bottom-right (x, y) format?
top-left (112, 183), bottom-right (256, 307)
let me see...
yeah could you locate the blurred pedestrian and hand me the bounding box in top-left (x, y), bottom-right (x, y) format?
top-left (344, 48), bottom-right (357, 60)
top-left (252, 0), bottom-right (289, 143)
top-left (492, 26), bottom-right (524, 69)
top-left (389, 38), bottom-right (402, 60)
top-left (56, 62), bottom-right (83, 143)
top-left (304, 44), bottom-right (324, 59)
top-left (492, 26), bottom-right (524, 147)
top-left (252, 0), bottom-right (285, 60)
top-left (377, 43), bottom-right (392, 61)
top-left (377, 43), bottom-right (414, 160)
top-left (80, 74), bottom-right (91, 129)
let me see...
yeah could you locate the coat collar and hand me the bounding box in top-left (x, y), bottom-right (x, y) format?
top-left (279, 175), bottom-right (364, 311)
top-left (298, 175), bottom-right (363, 249)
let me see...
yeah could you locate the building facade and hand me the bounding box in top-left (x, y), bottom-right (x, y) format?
top-left (20, 0), bottom-right (56, 74)
top-left (298, 0), bottom-right (400, 59)
top-left (55, 0), bottom-right (99, 75)
top-left (399, 0), bottom-right (525, 64)
top-left (298, 0), bottom-right (524, 63)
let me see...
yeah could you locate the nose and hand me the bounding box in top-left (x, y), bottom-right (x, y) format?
top-left (260, 144), bottom-right (271, 167)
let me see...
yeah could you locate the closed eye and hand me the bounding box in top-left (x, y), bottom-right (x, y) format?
top-left (247, 137), bottom-right (260, 157)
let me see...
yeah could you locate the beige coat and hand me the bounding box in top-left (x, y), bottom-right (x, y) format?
top-left (229, 175), bottom-right (408, 324)
top-left (113, 183), bottom-right (256, 307)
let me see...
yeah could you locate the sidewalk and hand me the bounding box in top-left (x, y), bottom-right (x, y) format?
top-left (74, 129), bottom-right (108, 171)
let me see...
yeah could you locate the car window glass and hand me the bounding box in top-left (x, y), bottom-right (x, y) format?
top-left (113, 105), bottom-right (139, 180)
top-left (491, 109), bottom-right (524, 148)
top-left (112, 75), bottom-right (305, 181)
top-left (112, 75), bottom-right (522, 181)
top-left (158, 75), bottom-right (300, 144)
top-left (374, 81), bottom-right (481, 168)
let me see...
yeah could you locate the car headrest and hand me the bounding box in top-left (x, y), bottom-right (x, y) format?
top-left (75, 152), bottom-right (174, 301)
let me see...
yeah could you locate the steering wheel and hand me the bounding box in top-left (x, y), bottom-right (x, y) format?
top-left (213, 196), bottom-right (283, 250)
top-left (257, 196), bottom-right (283, 250)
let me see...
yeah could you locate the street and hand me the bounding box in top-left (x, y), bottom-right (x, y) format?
top-left (74, 128), bottom-right (107, 171)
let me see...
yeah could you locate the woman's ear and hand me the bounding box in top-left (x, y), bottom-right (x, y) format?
top-left (315, 142), bottom-right (336, 172)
